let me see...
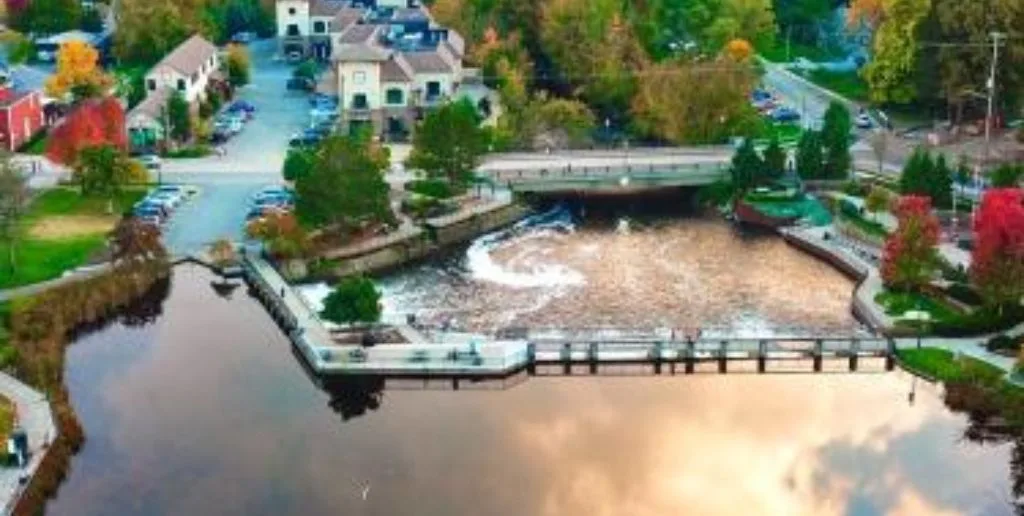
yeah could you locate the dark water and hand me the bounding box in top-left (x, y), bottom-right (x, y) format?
top-left (51, 266), bottom-right (1020, 515)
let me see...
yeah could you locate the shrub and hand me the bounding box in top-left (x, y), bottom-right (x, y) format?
top-left (163, 145), bottom-right (212, 158)
top-left (842, 180), bottom-right (866, 197)
top-left (932, 304), bottom-right (1024, 337)
top-left (405, 179), bottom-right (460, 199)
top-left (985, 334), bottom-right (1017, 353)
top-left (943, 283), bottom-right (983, 306)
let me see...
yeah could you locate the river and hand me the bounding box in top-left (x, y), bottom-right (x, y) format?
top-left (49, 263), bottom-right (1021, 515)
top-left (301, 202), bottom-right (863, 336)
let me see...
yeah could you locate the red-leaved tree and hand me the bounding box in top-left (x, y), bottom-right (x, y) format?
top-left (970, 188), bottom-right (1024, 309)
top-left (881, 195), bottom-right (940, 291)
top-left (45, 97), bottom-right (127, 165)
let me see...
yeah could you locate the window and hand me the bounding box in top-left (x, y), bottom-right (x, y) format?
top-left (191, 73), bottom-right (199, 84)
top-left (287, 24), bottom-right (299, 36)
top-left (426, 81), bottom-right (441, 98)
top-left (385, 88), bottom-right (403, 105)
top-left (288, 7), bottom-right (296, 14)
top-left (177, 79), bottom-right (186, 91)
top-left (147, 79), bottom-right (156, 91)
top-left (353, 71), bottom-right (366, 84)
top-left (313, 21), bottom-right (325, 33)
top-left (352, 94), bottom-right (368, 109)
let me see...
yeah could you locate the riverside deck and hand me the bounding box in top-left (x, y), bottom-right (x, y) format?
top-left (243, 255), bottom-right (895, 378)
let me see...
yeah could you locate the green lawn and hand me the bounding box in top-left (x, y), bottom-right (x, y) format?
top-left (839, 210), bottom-right (889, 239)
top-left (875, 290), bottom-right (962, 321)
top-left (17, 130), bottom-right (48, 155)
top-left (898, 347), bottom-right (1007, 384)
top-left (759, 41), bottom-right (841, 63)
top-left (803, 69), bottom-right (870, 103)
top-left (0, 188), bottom-right (147, 290)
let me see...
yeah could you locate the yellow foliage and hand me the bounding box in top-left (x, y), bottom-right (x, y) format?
top-left (724, 38), bottom-right (754, 61)
top-left (44, 41), bottom-right (113, 100)
top-left (847, 0), bottom-right (884, 27)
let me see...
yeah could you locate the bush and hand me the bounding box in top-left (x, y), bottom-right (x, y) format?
top-left (400, 194), bottom-right (456, 219)
top-left (943, 283), bottom-right (983, 306)
top-left (405, 179), bottom-right (462, 199)
top-left (842, 180), bottom-right (866, 197)
top-left (163, 145), bottom-right (212, 158)
top-left (932, 304), bottom-right (1024, 337)
top-left (985, 335), bottom-right (1018, 353)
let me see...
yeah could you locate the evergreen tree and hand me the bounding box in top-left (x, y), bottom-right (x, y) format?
top-left (166, 92), bottom-right (191, 143)
top-left (729, 137), bottom-right (763, 191)
top-left (762, 136), bottom-right (786, 181)
top-left (406, 99), bottom-right (489, 186)
top-left (796, 130), bottom-right (824, 180)
top-left (320, 276), bottom-right (382, 325)
top-left (821, 102), bottom-right (852, 179)
top-left (899, 148), bottom-right (929, 196)
top-left (930, 153), bottom-right (953, 209)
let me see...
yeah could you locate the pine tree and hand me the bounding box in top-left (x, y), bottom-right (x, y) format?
top-left (930, 153), bottom-right (953, 209)
top-left (729, 137), bottom-right (763, 191)
top-left (796, 130), bottom-right (824, 180)
top-left (821, 102), bottom-right (852, 179)
top-left (762, 136), bottom-right (786, 181)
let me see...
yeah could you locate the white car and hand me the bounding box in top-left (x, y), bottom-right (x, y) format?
top-left (855, 113), bottom-right (873, 129)
top-left (147, 191), bottom-right (183, 209)
top-left (137, 154), bottom-right (162, 170)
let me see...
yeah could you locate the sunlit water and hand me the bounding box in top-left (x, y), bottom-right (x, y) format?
top-left (301, 205), bottom-right (862, 336)
top-left (49, 266), bottom-right (1020, 516)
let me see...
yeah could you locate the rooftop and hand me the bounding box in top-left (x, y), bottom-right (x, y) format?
top-left (152, 34), bottom-right (217, 76)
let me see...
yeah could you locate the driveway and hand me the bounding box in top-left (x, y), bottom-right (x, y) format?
top-left (158, 38), bottom-right (309, 255)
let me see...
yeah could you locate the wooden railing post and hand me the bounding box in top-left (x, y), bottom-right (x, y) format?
top-left (849, 339), bottom-right (860, 372)
top-left (718, 340), bottom-right (728, 374)
top-left (813, 339), bottom-right (823, 372)
top-left (757, 340), bottom-right (767, 373)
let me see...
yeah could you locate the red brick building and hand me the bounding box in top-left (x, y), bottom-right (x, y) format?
top-left (0, 86), bottom-right (44, 152)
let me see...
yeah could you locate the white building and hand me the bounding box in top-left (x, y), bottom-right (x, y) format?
top-left (277, 0), bottom-right (471, 139)
top-left (127, 35), bottom-right (221, 150)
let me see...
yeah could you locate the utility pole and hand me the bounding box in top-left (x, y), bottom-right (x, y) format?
top-left (983, 32), bottom-right (1005, 171)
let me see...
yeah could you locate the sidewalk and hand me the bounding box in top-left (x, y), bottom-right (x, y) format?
top-left (0, 372), bottom-right (56, 514)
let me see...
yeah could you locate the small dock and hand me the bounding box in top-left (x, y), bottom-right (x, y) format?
top-left (242, 255), bottom-right (895, 379)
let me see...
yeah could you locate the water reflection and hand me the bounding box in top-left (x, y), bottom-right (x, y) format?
top-left (52, 266), bottom-right (1018, 516)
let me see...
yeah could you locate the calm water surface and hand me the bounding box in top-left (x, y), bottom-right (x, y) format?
top-left (51, 266), bottom-right (1019, 516)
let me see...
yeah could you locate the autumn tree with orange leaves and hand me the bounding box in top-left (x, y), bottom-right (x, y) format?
top-left (970, 188), bottom-right (1024, 310)
top-left (44, 41), bottom-right (114, 102)
top-left (45, 97), bottom-right (127, 165)
top-left (881, 195), bottom-right (940, 292)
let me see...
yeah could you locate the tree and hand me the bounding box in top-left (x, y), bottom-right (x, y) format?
top-left (406, 99), bottom-right (489, 186)
top-left (0, 153), bottom-right (28, 273)
top-left (44, 40), bottom-right (114, 102)
top-left (864, 185), bottom-right (891, 222)
top-left (631, 60), bottom-right (758, 144)
top-left (110, 217), bottom-right (166, 263)
top-left (80, 7), bottom-right (104, 32)
top-left (820, 101), bottom-right (852, 179)
top-left (320, 276), bottom-right (382, 326)
top-left (46, 97), bottom-right (127, 165)
top-left (970, 188), bottom-right (1024, 310)
top-left (881, 195), bottom-right (940, 292)
top-left (166, 91), bottom-right (192, 143)
top-left (724, 38), bottom-right (754, 61)
top-left (862, 0), bottom-right (930, 104)
top-left (295, 134), bottom-right (392, 230)
top-left (282, 148), bottom-right (315, 182)
top-left (246, 211), bottom-right (310, 259)
top-left (775, 0), bottom-right (831, 44)
top-left (990, 164), bottom-right (1024, 188)
top-left (225, 43), bottom-right (251, 88)
top-left (795, 129), bottom-right (824, 179)
top-left (900, 148), bottom-right (952, 208)
top-left (115, 0), bottom-right (209, 66)
top-left (762, 135), bottom-right (786, 180)
top-left (729, 137), bottom-right (764, 191)
top-left (75, 145), bottom-right (148, 211)
top-left (530, 95), bottom-right (596, 149)
top-left (703, 0), bottom-right (777, 52)
top-left (930, 153), bottom-right (953, 209)
top-left (16, 0), bottom-right (81, 35)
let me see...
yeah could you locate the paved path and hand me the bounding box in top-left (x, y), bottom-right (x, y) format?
top-left (0, 372), bottom-right (56, 515)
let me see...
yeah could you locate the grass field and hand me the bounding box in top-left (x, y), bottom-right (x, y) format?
top-left (875, 290), bottom-right (962, 321)
top-left (898, 347), bottom-right (1007, 384)
top-left (759, 41), bottom-right (841, 63)
top-left (0, 188), bottom-right (147, 289)
top-left (804, 69), bottom-right (870, 103)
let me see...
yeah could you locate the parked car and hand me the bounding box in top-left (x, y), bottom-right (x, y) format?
top-left (147, 192), bottom-right (182, 210)
top-left (253, 185), bottom-right (294, 200)
top-left (211, 130), bottom-right (230, 145)
top-left (770, 107), bottom-right (801, 123)
top-left (231, 32), bottom-right (255, 44)
top-left (855, 112), bottom-right (873, 129)
top-left (215, 117), bottom-right (244, 135)
top-left (289, 130), bottom-right (321, 148)
top-left (227, 100), bottom-right (256, 114)
top-left (133, 205), bottom-right (168, 223)
top-left (751, 88), bottom-right (771, 102)
top-left (136, 154), bottom-right (162, 170)
top-left (309, 94), bottom-right (336, 107)
top-left (253, 195), bottom-right (294, 209)
top-left (287, 77), bottom-right (314, 91)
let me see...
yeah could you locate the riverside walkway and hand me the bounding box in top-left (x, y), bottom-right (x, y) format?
top-left (242, 254), bottom-right (893, 378)
top-left (0, 372), bottom-right (56, 515)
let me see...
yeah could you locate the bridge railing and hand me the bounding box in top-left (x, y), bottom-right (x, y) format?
top-left (483, 162), bottom-right (729, 183)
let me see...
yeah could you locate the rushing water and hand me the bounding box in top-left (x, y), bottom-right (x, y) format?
top-left (50, 265), bottom-right (1022, 516)
top-left (302, 202), bottom-right (862, 336)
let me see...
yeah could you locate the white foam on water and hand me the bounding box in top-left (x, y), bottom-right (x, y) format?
top-left (464, 206), bottom-right (585, 288)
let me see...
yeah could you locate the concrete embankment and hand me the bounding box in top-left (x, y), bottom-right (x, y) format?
top-left (780, 226), bottom-right (894, 334)
top-left (314, 201), bottom-right (531, 280)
